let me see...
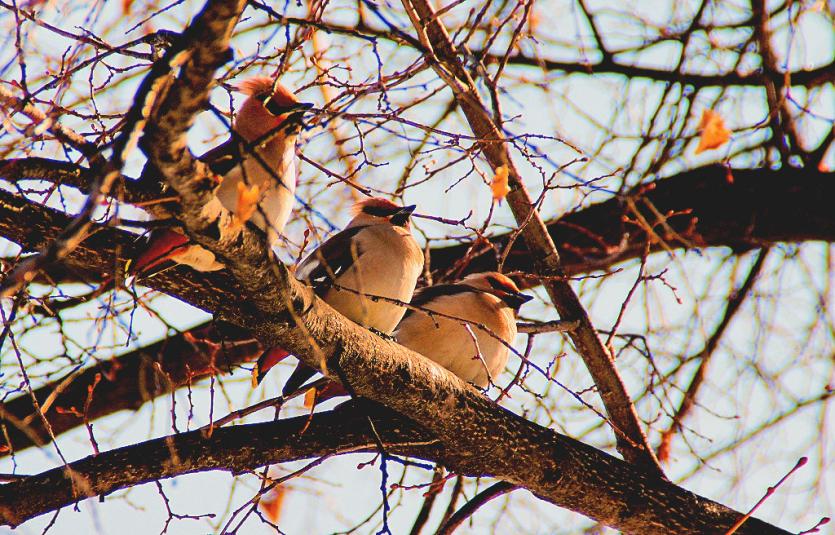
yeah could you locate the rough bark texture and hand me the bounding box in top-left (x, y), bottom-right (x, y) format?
top-left (3, 165), bottom-right (834, 458)
top-left (432, 165), bottom-right (835, 280)
top-left (0, 401), bottom-right (788, 534)
top-left (0, 402), bottom-right (442, 527)
top-left (4, 163), bottom-right (834, 284)
top-left (0, 0), bottom-right (819, 530)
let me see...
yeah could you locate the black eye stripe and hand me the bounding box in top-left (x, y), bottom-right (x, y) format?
top-left (362, 205), bottom-right (400, 217)
top-left (487, 277), bottom-right (513, 292)
top-left (266, 100), bottom-right (294, 116)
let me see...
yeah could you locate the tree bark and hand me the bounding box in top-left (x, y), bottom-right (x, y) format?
top-left (0, 0), bottom-right (823, 529)
top-left (2, 165), bottom-right (834, 455)
top-left (0, 321), bottom-right (256, 454)
top-left (0, 401), bottom-right (789, 534)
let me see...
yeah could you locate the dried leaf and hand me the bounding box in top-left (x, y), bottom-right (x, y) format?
top-left (491, 165), bottom-right (510, 203)
top-left (259, 487), bottom-right (287, 523)
top-left (303, 386), bottom-right (317, 409)
top-left (695, 109), bottom-right (731, 154)
top-left (235, 182), bottom-right (261, 224)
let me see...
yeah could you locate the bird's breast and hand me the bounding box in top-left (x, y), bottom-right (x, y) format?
top-left (323, 226), bottom-right (423, 333)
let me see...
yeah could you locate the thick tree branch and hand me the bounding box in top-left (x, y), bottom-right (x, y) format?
top-left (0, 402), bottom-right (788, 534)
top-left (0, 321), bottom-right (256, 455)
top-left (0, 0), bottom-right (826, 531)
top-left (4, 162), bottom-right (834, 284)
top-left (0, 157), bottom-right (170, 210)
top-left (105, 7), bottom-right (792, 531)
top-left (0, 111), bottom-right (800, 535)
top-left (430, 165), bottom-right (835, 279)
top-left (0, 403), bottom-right (443, 527)
top-left (2, 164), bottom-right (834, 458)
top-left (281, 17), bottom-right (835, 89)
top-left (400, 0), bottom-right (661, 473)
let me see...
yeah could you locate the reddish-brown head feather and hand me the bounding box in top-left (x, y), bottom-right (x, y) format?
top-left (237, 76), bottom-right (273, 96)
top-left (461, 272), bottom-right (530, 310)
top-left (234, 76), bottom-right (301, 142)
top-left (237, 76), bottom-right (300, 106)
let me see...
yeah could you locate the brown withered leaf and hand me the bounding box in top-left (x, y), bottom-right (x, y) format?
top-left (695, 109), bottom-right (731, 154)
top-left (235, 182), bottom-right (261, 224)
top-left (491, 164), bottom-right (510, 203)
top-left (259, 486), bottom-right (287, 523)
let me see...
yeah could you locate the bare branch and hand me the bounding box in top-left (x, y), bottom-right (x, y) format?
top-left (400, 0), bottom-right (661, 474)
top-left (0, 402), bottom-right (789, 534)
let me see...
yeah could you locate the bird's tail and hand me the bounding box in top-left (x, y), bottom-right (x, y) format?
top-left (251, 346), bottom-right (291, 387)
top-left (282, 362), bottom-right (318, 396)
top-left (303, 380), bottom-right (348, 408)
top-left (126, 228), bottom-right (190, 278)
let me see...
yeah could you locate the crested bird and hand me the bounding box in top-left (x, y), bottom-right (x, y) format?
top-left (299, 271), bottom-right (532, 405)
top-left (251, 197), bottom-right (425, 391)
top-left (394, 271), bottom-right (532, 388)
top-left (130, 76), bottom-right (313, 275)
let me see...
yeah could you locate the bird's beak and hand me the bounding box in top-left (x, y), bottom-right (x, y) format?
top-left (390, 204), bottom-right (417, 226)
top-left (276, 102), bottom-right (315, 134)
top-left (265, 99), bottom-right (314, 116)
top-left (500, 290), bottom-right (533, 311)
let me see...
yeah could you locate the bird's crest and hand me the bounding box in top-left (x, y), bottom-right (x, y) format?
top-left (237, 76), bottom-right (276, 97)
top-left (237, 76), bottom-right (299, 106)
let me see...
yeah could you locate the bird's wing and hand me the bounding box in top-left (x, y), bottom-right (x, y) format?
top-left (296, 226), bottom-right (368, 294)
top-left (402, 283), bottom-right (475, 320)
top-left (199, 138), bottom-right (244, 176)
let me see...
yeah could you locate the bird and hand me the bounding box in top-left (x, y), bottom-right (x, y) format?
top-left (394, 272), bottom-right (532, 388)
top-left (297, 271), bottom-right (533, 405)
top-left (251, 197), bottom-right (425, 390)
top-left (129, 76), bottom-right (313, 275)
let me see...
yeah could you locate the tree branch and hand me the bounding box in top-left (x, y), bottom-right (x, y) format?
top-left (0, 321), bottom-right (257, 455)
top-left (0, 401), bottom-right (788, 534)
top-left (0, 402), bottom-right (442, 527)
top-left (5, 161), bottom-right (834, 285)
top-left (2, 163), bottom-right (834, 458)
top-left (400, 0), bottom-right (661, 473)
top-left (275, 17), bottom-right (835, 89)
top-left (53, 0), bottom-right (788, 529)
top-left (430, 165), bottom-right (835, 280)
top-left (657, 248), bottom-right (770, 462)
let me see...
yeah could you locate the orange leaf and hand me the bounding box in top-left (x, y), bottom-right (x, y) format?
top-left (235, 182), bottom-right (261, 224)
top-left (695, 109), bottom-right (731, 154)
top-left (303, 387), bottom-right (317, 409)
top-left (259, 487), bottom-right (287, 523)
top-left (490, 165), bottom-right (510, 203)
